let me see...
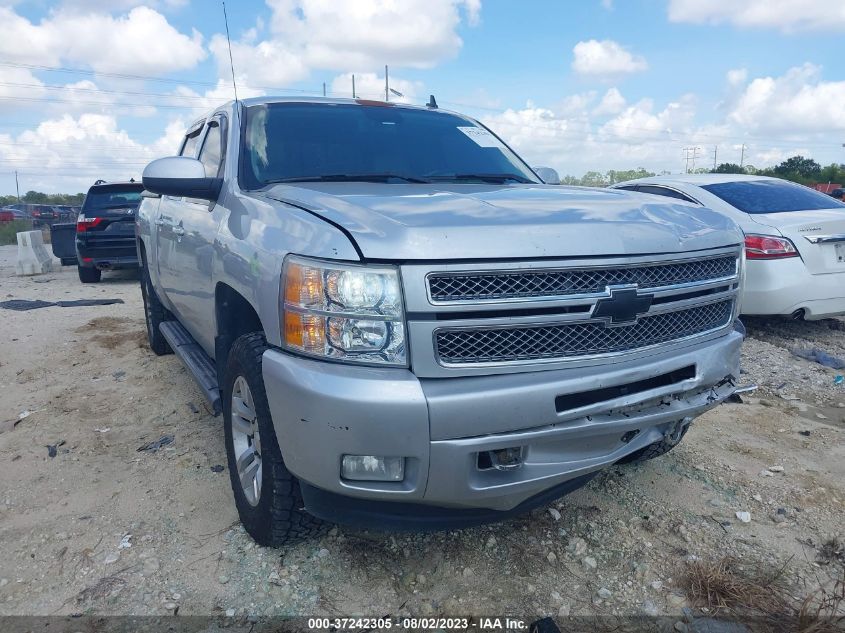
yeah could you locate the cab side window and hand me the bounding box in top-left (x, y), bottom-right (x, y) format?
top-left (180, 126), bottom-right (204, 158)
top-left (198, 122), bottom-right (223, 178)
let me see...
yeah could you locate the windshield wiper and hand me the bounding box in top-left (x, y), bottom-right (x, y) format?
top-left (266, 173), bottom-right (430, 184)
top-left (427, 173), bottom-right (535, 184)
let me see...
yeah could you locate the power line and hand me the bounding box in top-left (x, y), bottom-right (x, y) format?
top-left (0, 59), bottom-right (323, 96)
top-left (0, 61), bottom-right (222, 88)
top-left (0, 80), bottom-right (222, 101)
top-left (1, 59), bottom-right (843, 150)
top-left (0, 95), bottom-right (211, 109)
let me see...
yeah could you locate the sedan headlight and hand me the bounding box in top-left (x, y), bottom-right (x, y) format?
top-left (281, 255), bottom-right (406, 366)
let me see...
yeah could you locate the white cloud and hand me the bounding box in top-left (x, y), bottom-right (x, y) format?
top-left (477, 93), bottom-right (704, 177)
top-left (330, 72), bottom-right (422, 103)
top-left (668, 0), bottom-right (845, 32)
top-left (0, 6), bottom-right (206, 75)
top-left (0, 112), bottom-right (194, 194)
top-left (599, 95), bottom-right (697, 141)
top-left (171, 79), bottom-right (265, 118)
top-left (0, 67), bottom-right (47, 107)
top-left (208, 35), bottom-right (310, 88)
top-left (557, 91), bottom-right (596, 116)
top-left (0, 7), bottom-right (62, 66)
top-left (571, 39), bottom-right (648, 77)
top-left (481, 104), bottom-right (592, 168)
top-left (726, 68), bottom-right (748, 87)
top-left (212, 0), bottom-right (481, 88)
top-left (729, 64), bottom-right (845, 133)
top-left (593, 87), bottom-right (626, 116)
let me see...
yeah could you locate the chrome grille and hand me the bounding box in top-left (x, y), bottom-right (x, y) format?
top-left (428, 256), bottom-right (737, 303)
top-left (435, 299), bottom-right (733, 365)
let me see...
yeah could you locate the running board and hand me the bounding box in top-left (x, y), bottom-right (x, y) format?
top-left (159, 321), bottom-right (221, 415)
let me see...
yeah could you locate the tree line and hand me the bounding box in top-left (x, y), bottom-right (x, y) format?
top-left (0, 191), bottom-right (85, 206)
top-left (560, 156), bottom-right (845, 188)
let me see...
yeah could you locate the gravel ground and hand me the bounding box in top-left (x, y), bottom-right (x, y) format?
top-left (1, 244), bottom-right (844, 627)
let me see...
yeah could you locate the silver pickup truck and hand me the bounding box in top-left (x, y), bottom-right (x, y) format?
top-left (138, 96), bottom-right (745, 546)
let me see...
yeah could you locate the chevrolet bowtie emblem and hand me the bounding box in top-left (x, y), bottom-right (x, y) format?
top-left (592, 287), bottom-right (654, 325)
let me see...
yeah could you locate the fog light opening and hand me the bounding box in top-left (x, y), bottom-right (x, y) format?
top-left (478, 446), bottom-right (525, 472)
top-left (340, 455), bottom-right (405, 482)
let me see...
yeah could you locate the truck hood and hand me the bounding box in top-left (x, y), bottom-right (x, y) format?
top-left (262, 183), bottom-right (741, 260)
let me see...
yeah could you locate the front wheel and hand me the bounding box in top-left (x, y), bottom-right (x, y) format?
top-left (77, 265), bottom-right (101, 283)
top-left (222, 333), bottom-right (326, 547)
top-left (140, 263), bottom-right (172, 356)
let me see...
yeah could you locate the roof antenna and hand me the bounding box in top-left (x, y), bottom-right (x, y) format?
top-left (222, 1), bottom-right (239, 103)
top-left (426, 94), bottom-right (438, 109)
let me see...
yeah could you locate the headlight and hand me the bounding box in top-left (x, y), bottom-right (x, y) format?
top-left (281, 255), bottom-right (406, 366)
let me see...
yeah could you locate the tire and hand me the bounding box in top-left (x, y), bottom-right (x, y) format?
top-left (616, 423), bottom-right (689, 465)
top-left (140, 263), bottom-right (173, 356)
top-left (77, 265), bottom-right (101, 283)
top-left (222, 333), bottom-right (326, 547)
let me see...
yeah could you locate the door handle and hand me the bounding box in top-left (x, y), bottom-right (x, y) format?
top-left (154, 218), bottom-right (167, 226)
top-left (172, 226), bottom-right (186, 236)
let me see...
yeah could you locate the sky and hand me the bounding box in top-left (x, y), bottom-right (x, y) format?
top-left (1, 0), bottom-right (845, 194)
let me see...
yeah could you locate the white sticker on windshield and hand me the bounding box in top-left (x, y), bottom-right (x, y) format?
top-left (457, 126), bottom-right (506, 148)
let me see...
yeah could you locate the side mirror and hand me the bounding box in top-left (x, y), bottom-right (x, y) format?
top-left (142, 157), bottom-right (222, 200)
top-left (533, 166), bottom-right (560, 185)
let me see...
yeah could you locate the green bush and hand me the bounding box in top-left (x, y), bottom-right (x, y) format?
top-left (0, 220), bottom-right (37, 246)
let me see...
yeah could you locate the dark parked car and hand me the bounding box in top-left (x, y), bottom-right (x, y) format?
top-left (28, 204), bottom-right (58, 226)
top-left (830, 188), bottom-right (844, 200)
top-left (75, 181), bottom-right (144, 283)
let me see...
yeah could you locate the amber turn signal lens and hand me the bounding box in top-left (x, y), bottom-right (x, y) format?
top-left (284, 261), bottom-right (324, 307)
top-left (284, 311), bottom-right (325, 352)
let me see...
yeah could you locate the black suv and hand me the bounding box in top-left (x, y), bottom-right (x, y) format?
top-left (76, 181), bottom-right (144, 283)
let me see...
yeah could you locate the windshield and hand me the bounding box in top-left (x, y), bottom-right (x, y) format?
top-left (240, 102), bottom-right (539, 189)
top-left (702, 180), bottom-right (845, 214)
top-left (82, 187), bottom-right (143, 213)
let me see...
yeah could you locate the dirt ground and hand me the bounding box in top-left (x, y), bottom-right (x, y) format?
top-left (1, 244), bottom-right (844, 626)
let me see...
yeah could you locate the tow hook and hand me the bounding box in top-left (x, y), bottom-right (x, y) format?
top-left (664, 417), bottom-right (692, 446)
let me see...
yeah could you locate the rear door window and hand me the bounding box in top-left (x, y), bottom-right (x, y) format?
top-left (703, 180), bottom-right (845, 214)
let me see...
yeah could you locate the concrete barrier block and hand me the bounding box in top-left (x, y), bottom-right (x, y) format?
top-left (15, 230), bottom-right (54, 276)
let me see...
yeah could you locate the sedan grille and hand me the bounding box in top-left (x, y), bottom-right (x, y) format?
top-left (435, 299), bottom-right (733, 365)
top-left (428, 256), bottom-right (737, 303)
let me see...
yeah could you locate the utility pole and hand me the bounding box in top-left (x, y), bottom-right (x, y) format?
top-left (352, 74), bottom-right (356, 99)
top-left (682, 146), bottom-right (702, 173)
top-left (322, 82), bottom-right (326, 97)
top-left (713, 145), bottom-right (718, 171)
top-left (385, 65), bottom-right (389, 101)
top-left (15, 170), bottom-right (20, 202)
top-left (740, 144), bottom-right (746, 168)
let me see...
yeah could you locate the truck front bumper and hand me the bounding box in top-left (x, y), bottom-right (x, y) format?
top-left (263, 329), bottom-right (742, 525)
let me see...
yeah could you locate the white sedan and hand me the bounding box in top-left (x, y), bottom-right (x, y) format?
top-left (611, 174), bottom-right (845, 320)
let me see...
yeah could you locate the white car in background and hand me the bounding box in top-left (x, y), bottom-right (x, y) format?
top-left (611, 174), bottom-right (845, 320)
